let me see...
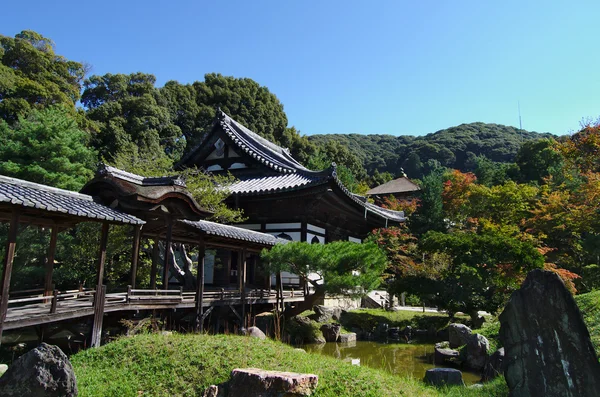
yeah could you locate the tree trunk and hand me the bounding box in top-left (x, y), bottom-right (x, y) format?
top-left (283, 287), bottom-right (326, 318)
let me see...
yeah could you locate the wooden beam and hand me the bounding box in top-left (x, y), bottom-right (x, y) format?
top-left (130, 225), bottom-right (142, 288)
top-left (150, 240), bottom-right (159, 289)
top-left (96, 223), bottom-right (109, 289)
top-left (91, 285), bottom-right (106, 347)
top-left (240, 248), bottom-right (247, 329)
top-left (0, 210), bottom-right (20, 343)
top-left (195, 239), bottom-right (205, 332)
top-left (162, 218), bottom-right (173, 289)
top-left (44, 226), bottom-right (59, 296)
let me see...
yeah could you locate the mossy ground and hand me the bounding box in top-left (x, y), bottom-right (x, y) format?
top-left (71, 333), bottom-right (507, 397)
top-left (575, 290), bottom-right (600, 355)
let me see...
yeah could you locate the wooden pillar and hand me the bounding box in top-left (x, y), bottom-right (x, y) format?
top-left (240, 248), bottom-right (247, 328)
top-left (44, 226), bottom-right (58, 296)
top-left (130, 225), bottom-right (142, 289)
top-left (162, 218), bottom-right (173, 289)
top-left (150, 240), bottom-right (159, 289)
top-left (91, 223), bottom-right (109, 348)
top-left (195, 239), bottom-right (205, 332)
top-left (275, 271), bottom-right (283, 313)
top-left (0, 210), bottom-right (20, 343)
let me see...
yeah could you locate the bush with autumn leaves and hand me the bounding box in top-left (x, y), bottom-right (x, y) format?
top-left (368, 123), bottom-right (600, 327)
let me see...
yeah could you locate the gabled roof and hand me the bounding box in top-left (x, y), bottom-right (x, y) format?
top-left (97, 165), bottom-right (186, 187)
top-left (366, 177), bottom-right (421, 196)
top-left (0, 175), bottom-right (145, 225)
top-left (179, 110), bottom-right (309, 174)
top-left (179, 219), bottom-right (288, 246)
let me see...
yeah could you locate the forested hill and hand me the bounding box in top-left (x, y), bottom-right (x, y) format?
top-left (308, 123), bottom-right (555, 177)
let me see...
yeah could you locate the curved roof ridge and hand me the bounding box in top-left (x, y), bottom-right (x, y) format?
top-left (218, 110), bottom-right (311, 173)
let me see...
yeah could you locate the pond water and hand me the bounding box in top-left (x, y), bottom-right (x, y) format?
top-left (303, 341), bottom-right (481, 384)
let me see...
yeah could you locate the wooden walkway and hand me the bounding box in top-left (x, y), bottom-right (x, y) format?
top-left (2, 287), bottom-right (304, 331)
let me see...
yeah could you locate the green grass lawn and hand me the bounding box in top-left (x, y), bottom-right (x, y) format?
top-left (575, 290), bottom-right (600, 355)
top-left (71, 333), bottom-right (507, 397)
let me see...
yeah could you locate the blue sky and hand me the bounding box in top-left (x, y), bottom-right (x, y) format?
top-left (2, 1), bottom-right (599, 136)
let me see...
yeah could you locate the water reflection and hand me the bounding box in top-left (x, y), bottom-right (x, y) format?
top-left (303, 341), bottom-right (481, 384)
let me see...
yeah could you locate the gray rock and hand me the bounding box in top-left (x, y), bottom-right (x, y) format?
top-left (500, 269), bottom-right (600, 396)
top-left (294, 348), bottom-right (307, 353)
top-left (339, 333), bottom-right (356, 343)
top-left (0, 343), bottom-right (77, 397)
top-left (320, 323), bottom-right (341, 342)
top-left (482, 347), bottom-right (504, 381)
top-left (448, 323), bottom-right (472, 348)
top-left (228, 368), bottom-right (318, 396)
top-left (464, 333), bottom-right (489, 371)
top-left (0, 364), bottom-right (7, 377)
top-left (312, 305), bottom-right (342, 322)
top-left (388, 327), bottom-right (401, 339)
top-left (245, 326), bottom-right (266, 339)
top-left (434, 347), bottom-right (460, 365)
top-left (424, 368), bottom-right (464, 387)
top-left (202, 385), bottom-right (223, 397)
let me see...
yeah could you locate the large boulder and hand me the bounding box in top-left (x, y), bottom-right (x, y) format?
top-left (339, 333), bottom-right (356, 344)
top-left (288, 316), bottom-right (325, 344)
top-left (0, 343), bottom-right (77, 397)
top-left (424, 368), bottom-right (464, 387)
top-left (228, 368), bottom-right (318, 396)
top-left (312, 305), bottom-right (342, 323)
top-left (320, 323), bottom-right (341, 343)
top-left (500, 269), bottom-right (600, 396)
top-left (482, 347), bottom-right (505, 382)
top-left (464, 333), bottom-right (489, 371)
top-left (448, 323), bottom-right (472, 348)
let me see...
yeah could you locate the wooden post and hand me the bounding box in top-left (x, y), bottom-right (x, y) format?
top-left (0, 210), bottom-right (19, 343)
top-left (91, 285), bottom-right (106, 347)
top-left (44, 226), bottom-right (58, 297)
top-left (240, 248), bottom-right (247, 329)
top-left (96, 223), bottom-right (109, 289)
top-left (150, 240), bottom-right (159, 289)
top-left (195, 240), bottom-right (205, 332)
top-left (275, 271), bottom-right (283, 314)
top-left (91, 223), bottom-right (109, 348)
top-left (162, 218), bottom-right (173, 289)
top-left (130, 225), bottom-right (142, 289)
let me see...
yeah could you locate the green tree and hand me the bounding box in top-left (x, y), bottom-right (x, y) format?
top-left (410, 168), bottom-right (446, 235)
top-left (0, 30), bottom-right (86, 122)
top-left (0, 106), bottom-right (96, 190)
top-left (261, 241), bottom-right (386, 316)
top-left (420, 230), bottom-right (544, 327)
top-left (82, 72), bottom-right (181, 162)
top-left (515, 138), bottom-right (563, 184)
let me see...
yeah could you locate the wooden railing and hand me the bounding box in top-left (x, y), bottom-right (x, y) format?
top-left (3, 286), bottom-right (304, 320)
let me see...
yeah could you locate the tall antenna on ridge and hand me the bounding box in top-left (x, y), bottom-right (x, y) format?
top-left (518, 101), bottom-right (523, 141)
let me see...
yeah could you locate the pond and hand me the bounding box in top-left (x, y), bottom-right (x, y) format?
top-left (303, 341), bottom-right (481, 384)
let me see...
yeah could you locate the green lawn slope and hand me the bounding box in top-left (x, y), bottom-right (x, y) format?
top-left (71, 333), bottom-right (506, 397)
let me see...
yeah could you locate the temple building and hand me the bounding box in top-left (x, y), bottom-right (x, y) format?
top-left (177, 110), bottom-right (404, 246)
top-left (366, 174), bottom-right (421, 205)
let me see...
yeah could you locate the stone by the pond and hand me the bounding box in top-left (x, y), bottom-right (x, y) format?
top-left (339, 333), bottom-right (356, 343)
top-left (229, 368), bottom-right (318, 396)
top-left (499, 269), bottom-right (600, 396)
top-left (320, 323), bottom-right (341, 342)
top-left (434, 347), bottom-right (460, 365)
top-left (424, 368), bottom-right (465, 387)
top-left (0, 364), bottom-right (7, 377)
top-left (482, 347), bottom-right (504, 381)
top-left (294, 348), bottom-right (307, 353)
top-left (464, 333), bottom-right (489, 371)
top-left (388, 327), bottom-right (401, 339)
top-left (312, 305), bottom-right (342, 322)
top-left (245, 326), bottom-right (267, 339)
top-left (448, 323), bottom-right (472, 348)
top-left (0, 343), bottom-right (77, 397)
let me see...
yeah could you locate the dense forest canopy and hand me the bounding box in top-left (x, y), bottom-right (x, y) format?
top-left (309, 123), bottom-right (556, 178)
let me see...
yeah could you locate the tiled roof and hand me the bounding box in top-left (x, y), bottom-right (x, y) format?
top-left (366, 177), bottom-right (421, 195)
top-left (228, 173), bottom-right (327, 195)
top-left (98, 164), bottom-right (186, 187)
top-left (217, 111), bottom-right (310, 173)
top-left (0, 175), bottom-right (145, 225)
top-left (179, 219), bottom-right (288, 246)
